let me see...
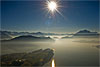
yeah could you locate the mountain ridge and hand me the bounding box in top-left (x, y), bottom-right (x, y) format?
top-left (1, 35), bottom-right (55, 42)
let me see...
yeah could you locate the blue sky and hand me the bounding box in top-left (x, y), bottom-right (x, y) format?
top-left (1, 0), bottom-right (99, 33)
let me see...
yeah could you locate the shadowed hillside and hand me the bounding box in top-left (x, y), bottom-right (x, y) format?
top-left (0, 48), bottom-right (54, 66)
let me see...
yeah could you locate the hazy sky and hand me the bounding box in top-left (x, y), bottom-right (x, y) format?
top-left (1, 0), bottom-right (99, 33)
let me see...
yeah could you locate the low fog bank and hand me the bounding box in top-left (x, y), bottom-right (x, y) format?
top-left (1, 34), bottom-right (99, 66)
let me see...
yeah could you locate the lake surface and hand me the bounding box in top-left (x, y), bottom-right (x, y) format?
top-left (1, 36), bottom-right (99, 66)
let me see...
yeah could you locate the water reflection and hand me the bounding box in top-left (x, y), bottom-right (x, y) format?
top-left (51, 59), bottom-right (55, 67)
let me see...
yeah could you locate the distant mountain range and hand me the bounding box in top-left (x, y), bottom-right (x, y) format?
top-left (0, 31), bottom-right (50, 40)
top-left (74, 29), bottom-right (99, 36)
top-left (0, 29), bottom-right (99, 40)
top-left (0, 31), bottom-right (12, 40)
top-left (2, 35), bottom-right (55, 42)
top-left (0, 31), bottom-right (70, 40)
top-left (62, 29), bottom-right (99, 39)
top-left (0, 31), bottom-right (31, 40)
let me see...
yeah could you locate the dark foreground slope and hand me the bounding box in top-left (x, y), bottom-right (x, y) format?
top-left (0, 48), bottom-right (54, 66)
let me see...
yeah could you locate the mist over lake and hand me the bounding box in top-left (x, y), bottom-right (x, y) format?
top-left (1, 35), bottom-right (99, 66)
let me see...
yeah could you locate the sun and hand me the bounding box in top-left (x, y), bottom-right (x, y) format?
top-left (48, 1), bottom-right (57, 12)
top-left (45, 0), bottom-right (63, 17)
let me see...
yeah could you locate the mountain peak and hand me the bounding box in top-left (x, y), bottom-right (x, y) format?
top-left (74, 29), bottom-right (99, 37)
top-left (77, 29), bottom-right (91, 34)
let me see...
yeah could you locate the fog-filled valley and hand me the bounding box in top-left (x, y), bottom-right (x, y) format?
top-left (1, 30), bottom-right (100, 66)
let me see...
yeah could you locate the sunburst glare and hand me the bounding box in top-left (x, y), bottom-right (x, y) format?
top-left (48, 1), bottom-right (57, 12)
top-left (46, 0), bottom-right (63, 16)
